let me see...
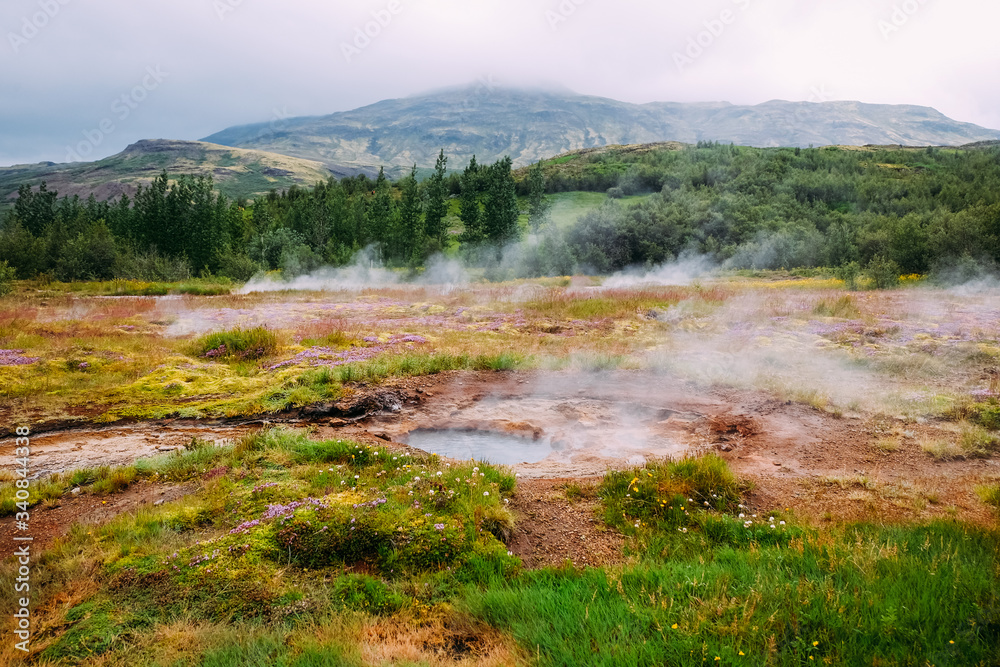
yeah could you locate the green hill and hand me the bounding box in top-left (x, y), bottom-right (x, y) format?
top-left (0, 139), bottom-right (337, 208)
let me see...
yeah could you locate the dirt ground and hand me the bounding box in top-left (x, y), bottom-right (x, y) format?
top-left (3, 370), bottom-right (998, 566)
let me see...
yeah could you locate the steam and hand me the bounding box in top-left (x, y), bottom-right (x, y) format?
top-left (239, 248), bottom-right (470, 294)
top-left (602, 253), bottom-right (715, 288)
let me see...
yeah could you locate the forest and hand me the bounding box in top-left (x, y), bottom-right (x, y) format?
top-left (1, 142), bottom-right (999, 283)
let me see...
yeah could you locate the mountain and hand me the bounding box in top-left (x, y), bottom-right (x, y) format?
top-left (0, 139), bottom-right (337, 207)
top-left (202, 86), bottom-right (1000, 175)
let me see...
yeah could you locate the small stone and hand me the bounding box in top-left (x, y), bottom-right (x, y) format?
top-left (329, 418), bottom-right (348, 427)
top-left (154, 500), bottom-right (165, 506)
top-left (773, 461), bottom-right (782, 466)
top-left (71, 487), bottom-right (81, 495)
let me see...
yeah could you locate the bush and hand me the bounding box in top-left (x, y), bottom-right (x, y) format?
top-left (0, 259), bottom-right (15, 296)
top-left (600, 454), bottom-right (743, 532)
top-left (194, 326), bottom-right (279, 361)
top-left (867, 254), bottom-right (901, 290)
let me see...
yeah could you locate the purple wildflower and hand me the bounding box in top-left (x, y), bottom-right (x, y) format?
top-left (0, 349), bottom-right (40, 367)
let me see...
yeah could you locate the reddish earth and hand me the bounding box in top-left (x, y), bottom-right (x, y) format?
top-left (2, 370), bottom-right (998, 564)
top-left (0, 480), bottom-right (194, 560)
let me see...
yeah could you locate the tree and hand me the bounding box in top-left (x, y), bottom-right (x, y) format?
top-left (424, 149), bottom-right (450, 250)
top-left (527, 161), bottom-right (550, 232)
top-left (398, 165), bottom-right (424, 265)
top-left (459, 156), bottom-right (485, 245)
top-left (366, 167), bottom-right (397, 260)
top-left (483, 156), bottom-right (520, 248)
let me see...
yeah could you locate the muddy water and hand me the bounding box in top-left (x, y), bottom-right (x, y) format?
top-left (3, 371), bottom-right (729, 480)
top-left (401, 429), bottom-right (559, 465)
top-left (369, 372), bottom-right (720, 477)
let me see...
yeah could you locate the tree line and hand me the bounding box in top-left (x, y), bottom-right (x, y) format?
top-left (1, 142), bottom-right (998, 282)
top-left (541, 142), bottom-right (1000, 277)
top-left (0, 151), bottom-right (534, 282)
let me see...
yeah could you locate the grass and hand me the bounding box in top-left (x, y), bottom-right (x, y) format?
top-left (812, 294), bottom-right (861, 318)
top-left (193, 326), bottom-right (280, 361)
top-left (976, 483), bottom-right (1000, 514)
top-left (463, 522), bottom-right (1000, 666)
top-left (3, 436), bottom-right (999, 665)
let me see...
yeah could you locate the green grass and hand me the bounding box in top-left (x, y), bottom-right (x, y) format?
top-left (977, 483), bottom-right (1000, 514)
top-left (545, 191), bottom-right (650, 230)
top-left (4, 438), bottom-right (999, 665)
top-left (463, 522), bottom-right (1000, 666)
top-left (40, 278), bottom-right (233, 296)
top-left (194, 326), bottom-right (280, 362)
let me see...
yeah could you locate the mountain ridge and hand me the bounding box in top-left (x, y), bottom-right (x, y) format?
top-left (201, 86), bottom-right (1000, 175)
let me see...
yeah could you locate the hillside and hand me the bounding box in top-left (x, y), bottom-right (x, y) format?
top-left (202, 86), bottom-right (1000, 175)
top-left (0, 139), bottom-right (337, 206)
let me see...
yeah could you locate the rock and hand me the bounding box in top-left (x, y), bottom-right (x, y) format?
top-left (328, 418), bottom-right (348, 427)
top-left (153, 499), bottom-right (165, 506)
top-left (720, 444), bottom-right (733, 452)
top-left (773, 461), bottom-right (782, 466)
top-left (373, 432), bottom-right (392, 441)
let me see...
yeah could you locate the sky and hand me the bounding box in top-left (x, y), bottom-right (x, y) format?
top-left (1, 0), bottom-right (998, 166)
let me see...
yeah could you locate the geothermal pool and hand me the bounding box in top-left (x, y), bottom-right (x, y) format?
top-left (400, 428), bottom-right (559, 465)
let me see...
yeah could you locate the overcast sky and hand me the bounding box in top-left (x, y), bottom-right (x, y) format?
top-left (2, 0), bottom-right (998, 166)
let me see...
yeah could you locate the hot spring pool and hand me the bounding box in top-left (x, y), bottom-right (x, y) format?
top-left (401, 429), bottom-right (557, 465)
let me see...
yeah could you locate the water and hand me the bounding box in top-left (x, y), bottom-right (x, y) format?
top-left (401, 429), bottom-right (557, 465)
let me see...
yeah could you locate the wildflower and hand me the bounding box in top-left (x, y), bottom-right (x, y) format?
top-left (704, 501), bottom-right (710, 507)
top-left (739, 513), bottom-right (745, 519)
top-left (780, 521), bottom-right (786, 526)
top-left (671, 624), bottom-right (678, 630)
top-left (473, 467), bottom-right (479, 472)
top-left (435, 524), bottom-right (445, 530)
top-left (739, 652), bottom-right (745, 656)
top-left (436, 471), bottom-right (442, 476)
top-left (354, 475), bottom-right (359, 479)
top-left (484, 491), bottom-right (489, 496)
top-left (812, 641), bottom-right (819, 647)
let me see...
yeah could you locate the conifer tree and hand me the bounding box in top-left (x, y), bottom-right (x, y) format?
top-left (483, 156), bottom-right (520, 247)
top-left (459, 156), bottom-right (485, 245)
top-left (398, 165), bottom-right (424, 265)
top-left (424, 149), bottom-right (449, 249)
top-left (527, 160), bottom-right (550, 232)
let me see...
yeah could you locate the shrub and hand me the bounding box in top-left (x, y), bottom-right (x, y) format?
top-left (330, 575), bottom-right (406, 615)
top-left (0, 259), bottom-right (15, 296)
top-left (867, 254), bottom-right (901, 290)
top-left (194, 326), bottom-right (279, 361)
top-left (600, 454), bottom-right (743, 532)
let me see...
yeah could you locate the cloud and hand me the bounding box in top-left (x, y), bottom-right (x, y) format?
top-left (1, 0), bottom-right (998, 165)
